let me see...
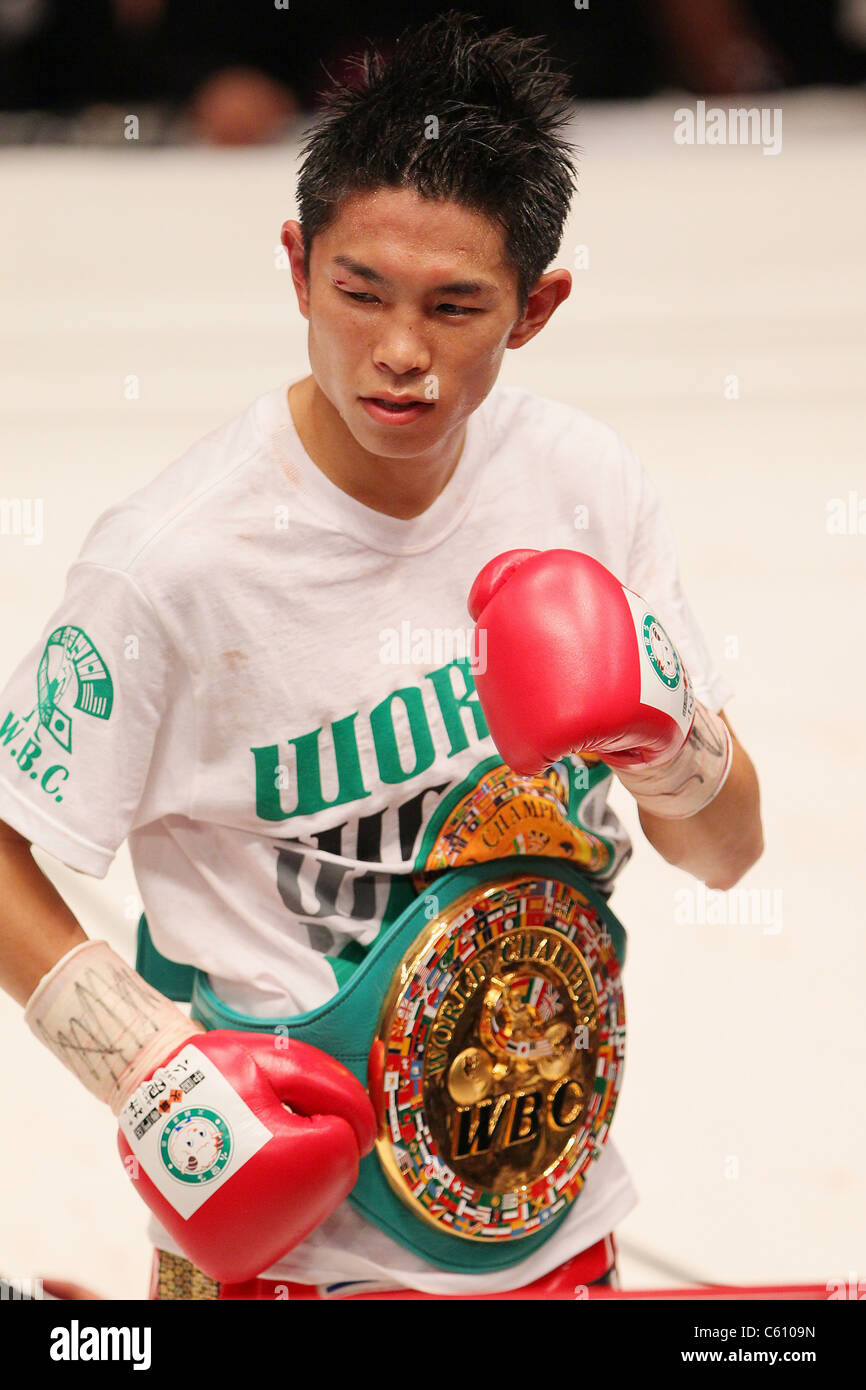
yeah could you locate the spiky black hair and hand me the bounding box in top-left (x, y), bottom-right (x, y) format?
top-left (295, 9), bottom-right (578, 314)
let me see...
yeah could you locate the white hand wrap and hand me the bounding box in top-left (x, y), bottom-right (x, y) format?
top-left (616, 703), bottom-right (733, 820)
top-left (24, 939), bottom-right (203, 1116)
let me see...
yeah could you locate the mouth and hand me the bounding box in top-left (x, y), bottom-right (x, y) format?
top-left (364, 395), bottom-right (429, 410)
top-left (360, 396), bottom-right (435, 425)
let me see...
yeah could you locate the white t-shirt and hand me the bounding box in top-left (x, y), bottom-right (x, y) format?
top-left (0, 378), bottom-right (733, 1294)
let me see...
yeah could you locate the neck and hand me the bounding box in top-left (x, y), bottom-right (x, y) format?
top-left (287, 376), bottom-right (465, 520)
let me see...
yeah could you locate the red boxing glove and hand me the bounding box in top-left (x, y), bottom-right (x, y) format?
top-left (117, 1030), bottom-right (377, 1284)
top-left (468, 548), bottom-right (696, 776)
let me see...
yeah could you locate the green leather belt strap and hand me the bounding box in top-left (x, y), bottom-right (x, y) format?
top-left (136, 856), bottom-right (627, 1273)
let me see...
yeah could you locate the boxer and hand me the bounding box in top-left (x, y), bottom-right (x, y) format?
top-left (0, 11), bottom-right (762, 1299)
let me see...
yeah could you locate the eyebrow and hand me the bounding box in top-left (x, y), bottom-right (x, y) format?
top-left (331, 254), bottom-right (497, 296)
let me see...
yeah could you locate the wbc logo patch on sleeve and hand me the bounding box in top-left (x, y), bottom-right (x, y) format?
top-left (37, 624), bottom-right (114, 751)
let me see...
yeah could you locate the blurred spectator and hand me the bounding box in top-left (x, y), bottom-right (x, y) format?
top-left (650, 0), bottom-right (866, 91)
top-left (0, 0), bottom-right (307, 140)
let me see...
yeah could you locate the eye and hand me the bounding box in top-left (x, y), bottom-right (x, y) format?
top-left (339, 289), bottom-right (479, 316)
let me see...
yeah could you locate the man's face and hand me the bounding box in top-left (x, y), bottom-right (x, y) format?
top-left (286, 188), bottom-right (530, 459)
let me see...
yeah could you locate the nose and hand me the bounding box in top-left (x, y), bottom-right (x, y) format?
top-left (372, 313), bottom-right (432, 378)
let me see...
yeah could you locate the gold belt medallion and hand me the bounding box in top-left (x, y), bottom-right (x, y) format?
top-left (374, 871), bottom-right (625, 1241)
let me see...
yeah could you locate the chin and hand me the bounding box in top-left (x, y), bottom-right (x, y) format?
top-left (360, 431), bottom-right (435, 459)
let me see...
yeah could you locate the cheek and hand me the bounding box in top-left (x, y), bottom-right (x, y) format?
top-left (312, 300), bottom-right (370, 359)
top-left (308, 307), bottom-right (353, 372)
top-left (457, 309), bottom-right (517, 361)
top-left (452, 325), bottom-right (512, 384)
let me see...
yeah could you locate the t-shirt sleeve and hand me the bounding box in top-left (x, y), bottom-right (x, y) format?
top-left (623, 450), bottom-right (735, 715)
top-left (0, 561), bottom-right (177, 877)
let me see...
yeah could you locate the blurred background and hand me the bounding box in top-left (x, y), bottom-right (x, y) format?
top-left (1, 1), bottom-right (864, 1300)
top-left (1, 0), bottom-right (865, 144)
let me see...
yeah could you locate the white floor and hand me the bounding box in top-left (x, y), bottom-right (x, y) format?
top-left (1, 88), bottom-right (864, 1299)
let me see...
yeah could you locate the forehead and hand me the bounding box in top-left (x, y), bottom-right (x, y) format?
top-left (313, 187), bottom-right (510, 280)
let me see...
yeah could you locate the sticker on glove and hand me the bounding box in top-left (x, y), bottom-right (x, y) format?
top-left (620, 589), bottom-right (695, 738)
top-left (160, 1108), bottom-right (232, 1185)
top-left (118, 1044), bottom-right (272, 1220)
top-left (641, 613), bottom-right (680, 689)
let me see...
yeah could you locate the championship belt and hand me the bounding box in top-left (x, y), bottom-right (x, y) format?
top-left (372, 866), bottom-right (626, 1246)
top-left (139, 856), bottom-right (627, 1274)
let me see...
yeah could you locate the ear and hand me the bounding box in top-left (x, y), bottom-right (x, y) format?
top-left (506, 268), bottom-right (572, 350)
top-left (281, 219), bottom-right (310, 319)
